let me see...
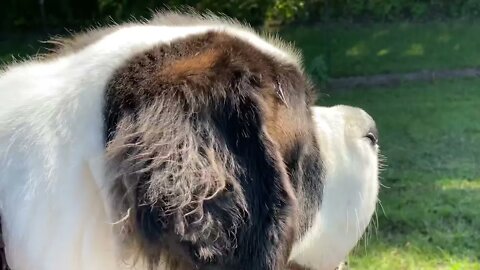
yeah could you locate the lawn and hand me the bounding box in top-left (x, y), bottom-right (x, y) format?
top-left (318, 79), bottom-right (480, 269)
top-left (281, 21), bottom-right (480, 78)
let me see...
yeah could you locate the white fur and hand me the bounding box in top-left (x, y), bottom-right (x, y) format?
top-left (289, 105), bottom-right (380, 270)
top-left (0, 23), bottom-right (299, 270)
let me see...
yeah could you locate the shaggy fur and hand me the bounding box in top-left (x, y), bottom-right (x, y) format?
top-left (102, 30), bottom-right (317, 269)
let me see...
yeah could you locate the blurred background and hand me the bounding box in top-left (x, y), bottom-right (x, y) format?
top-left (1, 1), bottom-right (480, 269)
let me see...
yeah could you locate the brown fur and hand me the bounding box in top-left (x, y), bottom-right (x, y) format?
top-left (160, 49), bottom-right (222, 81)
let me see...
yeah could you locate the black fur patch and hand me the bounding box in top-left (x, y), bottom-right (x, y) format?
top-left (0, 216), bottom-right (8, 270)
top-left (285, 133), bottom-right (325, 237)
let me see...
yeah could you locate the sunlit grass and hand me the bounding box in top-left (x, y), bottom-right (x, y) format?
top-left (281, 21), bottom-right (480, 77)
top-left (319, 78), bottom-right (480, 269)
top-left (350, 242), bottom-right (479, 270)
top-left (439, 179), bottom-right (480, 191)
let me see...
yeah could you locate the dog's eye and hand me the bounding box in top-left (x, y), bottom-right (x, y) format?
top-left (365, 132), bottom-right (378, 146)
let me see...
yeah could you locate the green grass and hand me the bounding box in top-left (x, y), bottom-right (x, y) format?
top-left (281, 21), bottom-right (480, 77)
top-left (318, 78), bottom-right (480, 269)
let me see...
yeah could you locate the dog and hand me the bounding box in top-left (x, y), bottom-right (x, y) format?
top-left (0, 12), bottom-right (379, 270)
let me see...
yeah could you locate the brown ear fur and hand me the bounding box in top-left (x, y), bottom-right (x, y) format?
top-left (160, 49), bottom-right (222, 80)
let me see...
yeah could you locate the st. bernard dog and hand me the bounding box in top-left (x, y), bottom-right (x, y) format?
top-left (0, 12), bottom-right (379, 270)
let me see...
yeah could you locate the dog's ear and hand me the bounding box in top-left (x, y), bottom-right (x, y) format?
top-left (104, 32), bottom-right (299, 270)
